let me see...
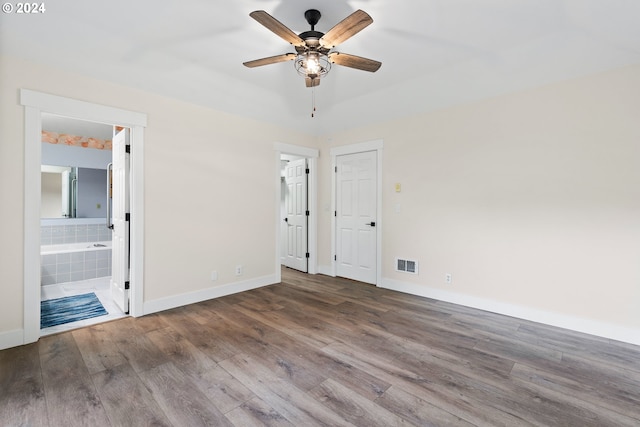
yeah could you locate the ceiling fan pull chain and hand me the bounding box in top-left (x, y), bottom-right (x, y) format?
top-left (311, 87), bottom-right (316, 118)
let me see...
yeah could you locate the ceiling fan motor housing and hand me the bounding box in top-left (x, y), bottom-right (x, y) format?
top-left (299, 10), bottom-right (324, 44)
top-left (305, 9), bottom-right (321, 29)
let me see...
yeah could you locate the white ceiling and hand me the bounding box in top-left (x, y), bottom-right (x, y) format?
top-left (2, 0), bottom-right (640, 136)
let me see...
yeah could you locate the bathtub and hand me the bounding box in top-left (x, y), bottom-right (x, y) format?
top-left (41, 241), bottom-right (112, 255)
top-left (41, 241), bottom-right (112, 285)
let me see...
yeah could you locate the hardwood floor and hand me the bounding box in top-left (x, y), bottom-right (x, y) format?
top-left (2, 268), bottom-right (639, 426)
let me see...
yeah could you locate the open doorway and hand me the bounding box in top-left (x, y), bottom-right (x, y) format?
top-left (20, 89), bottom-right (147, 345)
top-left (274, 143), bottom-right (318, 282)
top-left (39, 115), bottom-right (127, 335)
top-left (280, 154), bottom-right (309, 272)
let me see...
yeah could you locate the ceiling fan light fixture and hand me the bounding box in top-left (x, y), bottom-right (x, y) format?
top-left (245, 8), bottom-right (380, 99)
top-left (294, 51), bottom-right (331, 80)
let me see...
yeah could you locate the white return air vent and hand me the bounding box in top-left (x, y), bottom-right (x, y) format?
top-left (395, 258), bottom-right (418, 274)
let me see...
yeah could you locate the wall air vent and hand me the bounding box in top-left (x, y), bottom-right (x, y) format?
top-left (395, 258), bottom-right (418, 274)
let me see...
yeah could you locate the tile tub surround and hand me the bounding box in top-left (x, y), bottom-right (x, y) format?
top-left (40, 219), bottom-right (113, 285)
top-left (41, 244), bottom-right (112, 286)
top-left (40, 222), bottom-right (112, 245)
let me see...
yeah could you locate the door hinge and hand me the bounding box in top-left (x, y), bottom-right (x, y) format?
top-left (335, 166), bottom-right (337, 173)
top-left (125, 212), bottom-right (130, 221)
top-left (306, 252), bottom-right (310, 258)
top-left (334, 211), bottom-right (337, 217)
top-left (334, 255), bottom-right (337, 261)
top-left (306, 210), bottom-right (310, 216)
top-left (305, 168), bottom-right (310, 174)
top-left (124, 281), bottom-right (130, 290)
top-left (125, 145), bottom-right (131, 154)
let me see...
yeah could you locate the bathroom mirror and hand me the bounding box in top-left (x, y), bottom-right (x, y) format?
top-left (40, 114), bottom-right (113, 220)
top-left (41, 165), bottom-right (72, 218)
top-left (41, 165), bottom-right (108, 219)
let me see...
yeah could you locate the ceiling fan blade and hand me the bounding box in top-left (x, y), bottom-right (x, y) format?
top-left (305, 77), bottom-right (320, 88)
top-left (328, 52), bottom-right (381, 72)
top-left (319, 10), bottom-right (373, 49)
top-left (243, 53), bottom-right (296, 68)
top-left (250, 10), bottom-right (305, 47)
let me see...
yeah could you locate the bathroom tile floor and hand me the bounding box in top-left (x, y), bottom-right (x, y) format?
top-left (40, 276), bottom-right (127, 336)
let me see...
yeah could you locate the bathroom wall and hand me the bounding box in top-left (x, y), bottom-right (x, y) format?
top-left (40, 220), bottom-right (112, 245)
top-left (42, 141), bottom-right (112, 169)
top-left (75, 167), bottom-right (108, 218)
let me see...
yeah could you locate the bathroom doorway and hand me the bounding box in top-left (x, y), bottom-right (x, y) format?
top-left (39, 116), bottom-right (136, 335)
top-left (39, 115), bottom-right (126, 335)
top-left (21, 89), bottom-right (147, 345)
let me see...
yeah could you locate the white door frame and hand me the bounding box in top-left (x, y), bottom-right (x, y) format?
top-left (20, 89), bottom-right (147, 345)
top-left (274, 143), bottom-right (319, 282)
top-left (330, 140), bottom-right (383, 285)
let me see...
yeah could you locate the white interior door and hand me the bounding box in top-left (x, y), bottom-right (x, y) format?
top-left (336, 151), bottom-right (377, 284)
top-left (110, 128), bottom-right (130, 313)
top-left (283, 158), bottom-right (308, 272)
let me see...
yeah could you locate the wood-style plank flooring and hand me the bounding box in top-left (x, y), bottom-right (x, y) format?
top-left (2, 268), bottom-right (639, 426)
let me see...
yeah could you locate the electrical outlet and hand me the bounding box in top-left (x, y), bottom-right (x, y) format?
top-left (210, 271), bottom-right (218, 281)
top-left (445, 273), bottom-right (452, 284)
top-left (235, 265), bottom-right (243, 276)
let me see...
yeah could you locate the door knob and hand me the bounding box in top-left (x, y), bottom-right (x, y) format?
top-left (366, 222), bottom-right (376, 227)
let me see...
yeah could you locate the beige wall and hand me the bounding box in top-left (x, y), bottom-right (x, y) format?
top-left (2, 53), bottom-right (639, 346)
top-left (0, 55), bottom-right (315, 337)
top-left (317, 63), bottom-right (640, 338)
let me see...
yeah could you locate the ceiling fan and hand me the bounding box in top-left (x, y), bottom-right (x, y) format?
top-left (243, 9), bottom-right (382, 88)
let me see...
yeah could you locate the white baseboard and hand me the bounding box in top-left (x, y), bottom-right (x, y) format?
top-left (143, 274), bottom-right (277, 315)
top-left (0, 329), bottom-right (25, 351)
top-left (380, 278), bottom-right (640, 346)
top-left (318, 264), bottom-right (334, 276)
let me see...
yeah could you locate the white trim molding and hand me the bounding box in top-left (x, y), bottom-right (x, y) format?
top-left (274, 142), bottom-right (319, 159)
top-left (20, 89), bottom-right (147, 127)
top-left (317, 265), bottom-right (334, 277)
top-left (144, 275), bottom-right (278, 314)
top-left (20, 89), bottom-right (147, 346)
top-left (380, 277), bottom-right (640, 346)
top-left (0, 330), bottom-right (24, 351)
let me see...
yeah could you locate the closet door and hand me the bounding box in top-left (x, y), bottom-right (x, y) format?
top-left (336, 151), bottom-right (377, 284)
